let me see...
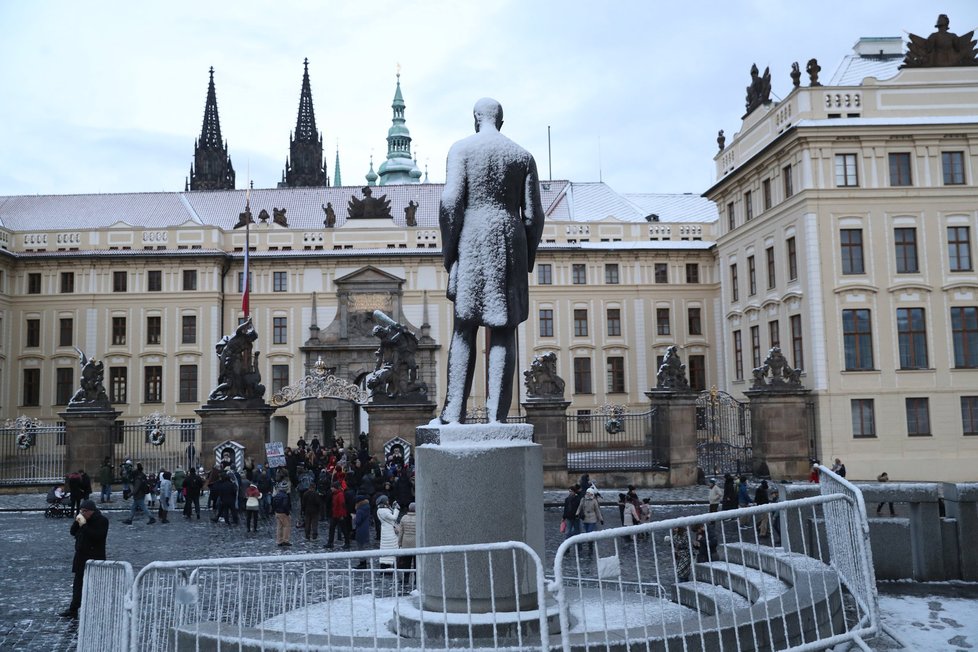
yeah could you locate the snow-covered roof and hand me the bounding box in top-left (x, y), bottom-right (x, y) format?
top-left (828, 49), bottom-right (903, 86)
top-left (623, 193), bottom-right (719, 223)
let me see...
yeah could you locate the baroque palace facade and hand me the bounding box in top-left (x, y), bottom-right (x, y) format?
top-left (1, 23), bottom-right (976, 482)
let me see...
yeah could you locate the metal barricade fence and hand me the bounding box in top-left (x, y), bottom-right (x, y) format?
top-left (0, 419), bottom-right (66, 485)
top-left (78, 560), bottom-right (134, 652)
top-left (553, 493), bottom-right (879, 651)
top-left (126, 541), bottom-right (548, 652)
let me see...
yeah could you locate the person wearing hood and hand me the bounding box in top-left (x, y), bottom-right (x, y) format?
top-left (576, 486), bottom-right (604, 533)
top-left (721, 474), bottom-right (738, 511)
top-left (351, 495), bottom-right (372, 568)
top-left (375, 495), bottom-right (399, 568)
top-left (60, 499), bottom-right (108, 620)
top-left (708, 478), bottom-right (723, 513)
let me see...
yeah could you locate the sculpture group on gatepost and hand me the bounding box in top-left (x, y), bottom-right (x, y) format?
top-left (523, 351), bottom-right (566, 400)
top-left (208, 317), bottom-right (266, 403)
top-left (655, 345), bottom-right (691, 391)
top-left (750, 346), bottom-right (804, 391)
top-left (68, 348), bottom-right (111, 409)
top-left (366, 310), bottom-right (428, 403)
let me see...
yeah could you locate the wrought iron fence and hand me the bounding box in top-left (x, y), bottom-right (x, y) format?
top-left (115, 417), bottom-right (201, 474)
top-left (0, 417), bottom-right (66, 485)
top-left (696, 389), bottom-right (753, 477)
top-left (566, 406), bottom-right (662, 472)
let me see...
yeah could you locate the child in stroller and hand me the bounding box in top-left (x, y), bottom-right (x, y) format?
top-left (45, 484), bottom-right (71, 518)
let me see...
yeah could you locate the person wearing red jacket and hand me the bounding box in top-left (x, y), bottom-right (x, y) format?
top-left (326, 483), bottom-right (350, 549)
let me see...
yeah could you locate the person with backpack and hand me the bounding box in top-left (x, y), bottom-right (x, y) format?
top-left (272, 486), bottom-right (292, 546)
top-left (122, 463), bottom-right (155, 525)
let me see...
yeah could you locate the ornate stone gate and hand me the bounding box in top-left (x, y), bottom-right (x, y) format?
top-left (695, 387), bottom-right (752, 476)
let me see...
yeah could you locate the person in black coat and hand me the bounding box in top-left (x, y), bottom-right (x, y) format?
top-left (721, 474), bottom-right (738, 512)
top-left (211, 476), bottom-right (239, 525)
top-left (60, 499), bottom-right (108, 619)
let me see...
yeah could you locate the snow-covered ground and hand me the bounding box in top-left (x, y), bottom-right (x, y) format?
top-left (875, 592), bottom-right (978, 651)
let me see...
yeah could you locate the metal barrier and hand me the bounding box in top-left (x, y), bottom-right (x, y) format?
top-left (77, 560), bottom-right (133, 652)
top-left (126, 541), bottom-right (549, 651)
top-left (0, 418), bottom-right (66, 485)
top-left (553, 492), bottom-right (879, 651)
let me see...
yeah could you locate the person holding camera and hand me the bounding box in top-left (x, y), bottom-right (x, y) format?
top-left (59, 499), bottom-right (108, 620)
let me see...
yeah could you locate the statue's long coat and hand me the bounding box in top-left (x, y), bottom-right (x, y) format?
top-left (439, 127), bottom-right (546, 328)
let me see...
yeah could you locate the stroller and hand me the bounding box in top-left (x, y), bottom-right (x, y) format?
top-left (45, 485), bottom-right (71, 518)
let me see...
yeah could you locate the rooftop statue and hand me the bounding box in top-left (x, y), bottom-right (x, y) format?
top-left (347, 186), bottom-right (392, 220)
top-left (806, 58), bottom-right (822, 86)
top-left (524, 351), bottom-right (566, 400)
top-left (69, 348), bottom-right (110, 408)
top-left (716, 129), bottom-right (725, 152)
top-left (903, 14), bottom-right (978, 68)
top-left (366, 310), bottom-right (428, 403)
top-left (790, 62), bottom-right (801, 88)
top-left (208, 317), bottom-right (266, 402)
top-left (404, 200), bottom-right (419, 227)
top-left (438, 98), bottom-right (546, 423)
top-left (322, 201), bottom-right (336, 228)
top-left (744, 64), bottom-right (772, 115)
top-left (656, 345), bottom-right (690, 391)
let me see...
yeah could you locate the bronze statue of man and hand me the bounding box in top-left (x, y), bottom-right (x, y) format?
top-left (439, 98), bottom-right (546, 423)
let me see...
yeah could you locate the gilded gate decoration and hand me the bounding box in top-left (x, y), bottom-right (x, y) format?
top-left (269, 357), bottom-right (368, 407)
top-left (695, 386), bottom-right (752, 476)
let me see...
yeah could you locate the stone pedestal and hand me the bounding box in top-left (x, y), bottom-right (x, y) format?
top-left (522, 399), bottom-right (570, 488)
top-left (60, 407), bottom-right (122, 478)
top-left (645, 390), bottom-right (697, 487)
top-left (944, 483), bottom-right (978, 581)
top-left (196, 401), bottom-right (275, 468)
top-left (414, 423), bottom-right (544, 612)
top-left (745, 390), bottom-right (813, 480)
top-left (362, 401), bottom-right (437, 459)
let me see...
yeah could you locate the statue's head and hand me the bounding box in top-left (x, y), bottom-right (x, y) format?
top-left (936, 14), bottom-right (949, 29)
top-left (473, 97), bottom-right (503, 133)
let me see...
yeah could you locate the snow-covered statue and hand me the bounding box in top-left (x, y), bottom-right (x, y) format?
top-left (69, 348), bottom-right (110, 408)
top-left (438, 98), bottom-right (546, 423)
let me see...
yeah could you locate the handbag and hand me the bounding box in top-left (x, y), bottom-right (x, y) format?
top-left (597, 554), bottom-right (621, 580)
top-left (559, 519), bottom-right (567, 534)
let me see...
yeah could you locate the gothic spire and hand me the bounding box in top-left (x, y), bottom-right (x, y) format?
top-left (334, 145), bottom-right (342, 187)
top-left (377, 68), bottom-right (422, 186)
top-left (282, 58), bottom-right (327, 187)
top-left (188, 67), bottom-right (235, 191)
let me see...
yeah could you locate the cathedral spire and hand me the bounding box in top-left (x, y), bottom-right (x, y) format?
top-left (377, 67), bottom-right (422, 186)
top-left (334, 143), bottom-right (342, 187)
top-left (188, 67), bottom-right (235, 191)
top-left (282, 58), bottom-right (327, 187)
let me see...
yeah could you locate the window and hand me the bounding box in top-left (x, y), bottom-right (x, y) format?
top-left (835, 153), bottom-right (858, 186)
top-left (27, 273), bottom-right (41, 294)
top-left (56, 367), bottom-right (73, 405)
top-left (606, 356), bottom-right (625, 393)
top-left (237, 272), bottom-right (252, 293)
top-left (538, 309), bottom-right (554, 337)
top-left (573, 309), bottom-right (588, 337)
top-left (769, 320), bottom-right (780, 348)
top-left (604, 264), bottom-right (619, 284)
top-left (762, 178), bottom-right (772, 210)
top-left (730, 264), bottom-right (739, 302)
top-left (688, 355), bottom-right (706, 391)
top-left (112, 316), bottom-right (126, 346)
top-left (685, 263), bottom-right (699, 284)
top-left (842, 309), bottom-right (874, 370)
top-left (744, 191), bottom-right (753, 221)
top-left (889, 153), bottom-right (912, 186)
top-left (273, 316), bottom-right (287, 345)
top-left (576, 409), bottom-right (592, 433)
top-left (273, 271), bottom-right (287, 292)
top-left (894, 228), bottom-right (919, 273)
top-left (147, 270), bottom-right (162, 292)
top-left (572, 264), bottom-right (586, 285)
top-left (59, 317), bottom-right (73, 347)
top-left (942, 151), bottom-right (966, 185)
top-left (656, 308), bottom-right (670, 336)
top-left (733, 330), bottom-right (744, 380)
top-left (606, 308), bottom-right (621, 337)
top-left (144, 366), bottom-right (162, 403)
top-left (906, 398), bottom-right (931, 436)
top-left (949, 226), bottom-right (973, 272)
top-left (951, 307), bottom-right (978, 368)
top-left (851, 399), bottom-right (876, 438)
top-left (654, 263), bottom-right (668, 284)
top-left (22, 368), bottom-right (40, 406)
top-left (783, 164), bottom-right (794, 198)
top-left (688, 307), bottom-right (702, 335)
top-left (272, 365), bottom-right (290, 394)
top-left (962, 397), bottom-right (978, 436)
top-left (747, 256), bottom-right (757, 295)
top-left (60, 272), bottom-right (74, 293)
top-left (727, 202), bottom-right (736, 230)
top-left (787, 237), bottom-right (798, 281)
top-left (113, 271), bottom-right (127, 292)
top-left (897, 308), bottom-right (928, 369)
top-left (146, 316), bottom-right (161, 345)
top-left (110, 367), bottom-right (128, 403)
top-left (179, 365), bottom-right (198, 403)
top-left (537, 264), bottom-right (552, 285)
top-left (182, 315), bottom-right (197, 344)
top-left (766, 247), bottom-right (776, 288)
top-left (790, 315), bottom-right (804, 370)
top-left (26, 318), bottom-right (40, 347)
top-left (573, 358), bottom-right (592, 394)
top-left (183, 269), bottom-right (197, 291)
top-left (840, 229), bottom-right (865, 275)
top-left (751, 325), bottom-right (761, 369)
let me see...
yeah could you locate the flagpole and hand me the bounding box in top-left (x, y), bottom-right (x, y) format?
top-left (243, 180), bottom-right (251, 319)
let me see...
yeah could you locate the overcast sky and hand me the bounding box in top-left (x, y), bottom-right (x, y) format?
top-left (1, 1), bottom-right (976, 197)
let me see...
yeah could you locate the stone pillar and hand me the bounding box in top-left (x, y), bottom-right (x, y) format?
top-left (645, 390), bottom-right (697, 487)
top-left (744, 390), bottom-right (813, 480)
top-left (943, 483), bottom-right (978, 580)
top-left (362, 401), bottom-right (437, 458)
top-left (522, 399), bottom-right (570, 488)
top-left (414, 423), bottom-right (544, 612)
top-left (60, 407), bottom-right (122, 478)
top-left (196, 402), bottom-right (275, 468)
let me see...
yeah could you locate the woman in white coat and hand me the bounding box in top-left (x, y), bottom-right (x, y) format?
top-left (376, 495), bottom-right (399, 569)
